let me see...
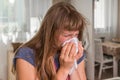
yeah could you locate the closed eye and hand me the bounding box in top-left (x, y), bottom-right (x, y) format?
top-left (63, 34), bottom-right (72, 37)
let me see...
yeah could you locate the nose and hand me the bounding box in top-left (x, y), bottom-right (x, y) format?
top-left (67, 36), bottom-right (76, 41)
top-left (71, 36), bottom-right (74, 39)
top-left (71, 34), bottom-right (77, 38)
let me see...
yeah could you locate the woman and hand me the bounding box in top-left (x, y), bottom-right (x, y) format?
top-left (13, 2), bottom-right (87, 80)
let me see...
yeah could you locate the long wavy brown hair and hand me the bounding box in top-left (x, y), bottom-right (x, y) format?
top-left (14, 2), bottom-right (87, 80)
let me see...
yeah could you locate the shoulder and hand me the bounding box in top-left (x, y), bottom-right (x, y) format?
top-left (15, 47), bottom-right (35, 61)
top-left (17, 47), bottom-right (34, 54)
top-left (14, 47), bottom-right (35, 67)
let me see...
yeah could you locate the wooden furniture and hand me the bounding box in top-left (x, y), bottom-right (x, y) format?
top-left (102, 41), bottom-right (120, 77)
top-left (103, 77), bottom-right (120, 80)
top-left (94, 39), bottom-right (113, 79)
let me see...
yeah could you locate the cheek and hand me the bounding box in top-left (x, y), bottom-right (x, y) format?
top-left (59, 37), bottom-right (66, 44)
top-left (57, 36), bottom-right (68, 47)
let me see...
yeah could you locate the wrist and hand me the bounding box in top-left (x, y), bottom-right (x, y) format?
top-left (59, 67), bottom-right (70, 74)
top-left (55, 67), bottom-right (69, 80)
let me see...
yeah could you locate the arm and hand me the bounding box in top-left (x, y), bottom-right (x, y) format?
top-left (70, 41), bottom-right (86, 80)
top-left (14, 47), bottom-right (38, 80)
top-left (53, 67), bottom-right (70, 80)
top-left (16, 59), bottom-right (38, 80)
top-left (70, 60), bottom-right (86, 80)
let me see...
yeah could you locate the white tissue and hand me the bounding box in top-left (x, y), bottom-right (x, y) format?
top-left (62, 37), bottom-right (79, 75)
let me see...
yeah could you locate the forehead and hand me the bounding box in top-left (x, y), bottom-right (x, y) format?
top-left (60, 29), bottom-right (79, 34)
top-left (54, 29), bottom-right (79, 37)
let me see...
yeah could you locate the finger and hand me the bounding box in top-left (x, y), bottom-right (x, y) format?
top-left (76, 42), bottom-right (84, 60)
top-left (78, 41), bottom-right (84, 51)
top-left (79, 41), bottom-right (82, 43)
top-left (78, 41), bottom-right (83, 47)
top-left (60, 43), bottom-right (69, 58)
top-left (64, 42), bottom-right (73, 58)
top-left (69, 43), bottom-right (76, 58)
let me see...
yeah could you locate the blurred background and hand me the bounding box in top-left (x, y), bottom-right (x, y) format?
top-left (1, 0), bottom-right (120, 80)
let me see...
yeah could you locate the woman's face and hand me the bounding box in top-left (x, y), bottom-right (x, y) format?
top-left (55, 30), bottom-right (79, 48)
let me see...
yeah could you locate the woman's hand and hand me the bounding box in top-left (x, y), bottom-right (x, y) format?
top-left (55, 41), bottom-right (84, 80)
top-left (75, 41), bottom-right (84, 61)
top-left (59, 42), bottom-right (77, 72)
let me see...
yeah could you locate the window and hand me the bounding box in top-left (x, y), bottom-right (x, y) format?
top-left (94, 0), bottom-right (118, 39)
top-left (0, 0), bottom-right (52, 44)
top-left (94, 0), bottom-right (105, 29)
top-left (94, 0), bottom-right (108, 34)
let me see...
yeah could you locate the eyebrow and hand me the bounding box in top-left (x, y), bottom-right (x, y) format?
top-left (63, 31), bottom-right (79, 34)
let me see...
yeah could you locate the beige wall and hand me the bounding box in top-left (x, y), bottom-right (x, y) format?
top-left (52, 0), bottom-right (70, 4)
top-left (117, 0), bottom-right (120, 37)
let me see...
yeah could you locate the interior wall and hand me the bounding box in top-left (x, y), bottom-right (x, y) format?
top-left (117, 0), bottom-right (120, 37)
top-left (30, 0), bottom-right (52, 17)
top-left (52, 0), bottom-right (70, 4)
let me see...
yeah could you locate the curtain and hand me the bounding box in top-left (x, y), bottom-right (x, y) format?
top-left (0, 0), bottom-right (27, 44)
top-left (94, 0), bottom-right (118, 40)
top-left (0, 0), bottom-right (52, 44)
